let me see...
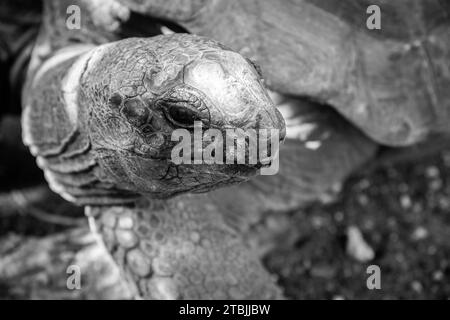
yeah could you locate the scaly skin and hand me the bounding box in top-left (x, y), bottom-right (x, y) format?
top-left (23, 0), bottom-right (285, 299)
top-left (86, 195), bottom-right (282, 299)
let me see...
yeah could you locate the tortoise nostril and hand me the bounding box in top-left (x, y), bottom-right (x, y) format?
top-left (273, 108), bottom-right (286, 141)
top-left (279, 125), bottom-right (286, 142)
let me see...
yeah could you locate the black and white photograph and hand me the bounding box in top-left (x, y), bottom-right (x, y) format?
top-left (0, 0), bottom-right (449, 306)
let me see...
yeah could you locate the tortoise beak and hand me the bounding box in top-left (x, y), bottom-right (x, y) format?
top-left (256, 101), bottom-right (287, 142)
top-left (275, 108), bottom-right (287, 142)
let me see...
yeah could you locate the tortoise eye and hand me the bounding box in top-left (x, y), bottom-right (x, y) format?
top-left (165, 103), bottom-right (204, 128)
top-left (159, 87), bottom-right (211, 128)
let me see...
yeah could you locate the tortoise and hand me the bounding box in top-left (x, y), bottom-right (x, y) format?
top-left (0, 0), bottom-right (449, 299)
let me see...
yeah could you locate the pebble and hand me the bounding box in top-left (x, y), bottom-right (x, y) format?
top-left (438, 197), bottom-right (450, 209)
top-left (429, 179), bottom-right (442, 191)
top-left (334, 211), bottom-right (344, 222)
top-left (433, 271), bottom-right (443, 281)
top-left (357, 194), bottom-right (369, 206)
top-left (400, 194), bottom-right (412, 209)
top-left (346, 226), bottom-right (375, 262)
top-left (311, 216), bottom-right (325, 229)
top-left (411, 281), bottom-right (423, 293)
top-left (425, 166), bottom-right (439, 178)
top-left (442, 151), bottom-right (450, 166)
top-left (305, 141), bottom-right (321, 150)
top-left (387, 217), bottom-right (397, 228)
top-left (427, 245), bottom-right (437, 255)
top-left (190, 231), bottom-right (200, 243)
top-left (411, 227), bottom-right (428, 241)
top-left (358, 179), bottom-right (371, 190)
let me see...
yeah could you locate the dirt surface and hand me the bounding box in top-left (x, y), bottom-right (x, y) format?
top-left (266, 150), bottom-right (450, 299)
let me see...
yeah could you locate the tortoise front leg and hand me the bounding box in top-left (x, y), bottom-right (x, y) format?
top-left (86, 194), bottom-right (283, 300)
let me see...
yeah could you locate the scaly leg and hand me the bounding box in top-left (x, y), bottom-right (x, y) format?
top-left (86, 194), bottom-right (283, 299)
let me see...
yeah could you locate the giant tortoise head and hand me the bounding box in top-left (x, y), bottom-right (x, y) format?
top-left (80, 34), bottom-right (285, 197)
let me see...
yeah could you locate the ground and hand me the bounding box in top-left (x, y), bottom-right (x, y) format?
top-left (0, 135), bottom-right (449, 299)
top-left (266, 150), bottom-right (450, 299)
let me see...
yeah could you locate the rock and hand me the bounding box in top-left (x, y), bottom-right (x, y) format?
top-left (346, 226), bottom-right (375, 262)
top-left (411, 227), bottom-right (428, 241)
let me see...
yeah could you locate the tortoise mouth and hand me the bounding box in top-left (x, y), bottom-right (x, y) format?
top-left (147, 170), bottom-right (252, 198)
